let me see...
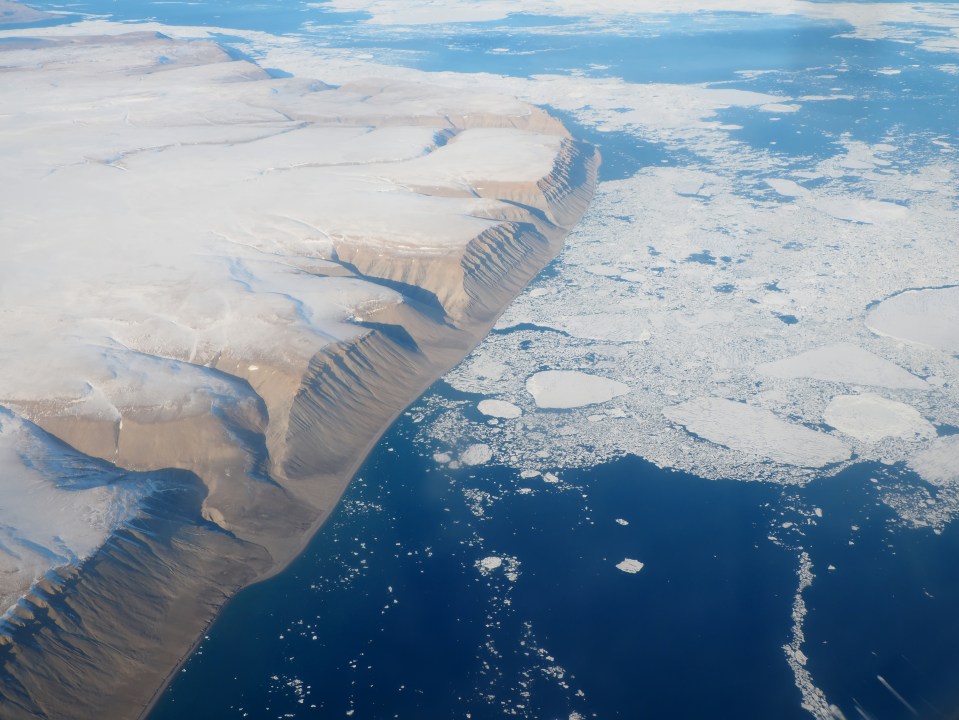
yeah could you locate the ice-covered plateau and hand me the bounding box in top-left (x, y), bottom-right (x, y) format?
top-left (0, 29), bottom-right (597, 720)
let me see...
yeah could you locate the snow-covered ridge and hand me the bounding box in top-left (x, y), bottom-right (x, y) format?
top-left (0, 27), bottom-right (598, 717)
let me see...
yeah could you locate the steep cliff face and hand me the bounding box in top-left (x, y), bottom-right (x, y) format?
top-left (0, 29), bottom-right (598, 719)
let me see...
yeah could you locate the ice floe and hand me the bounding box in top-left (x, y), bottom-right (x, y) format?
top-left (478, 400), bottom-right (523, 419)
top-left (866, 287), bottom-right (959, 354)
top-left (758, 344), bottom-right (928, 390)
top-left (824, 394), bottom-right (935, 443)
top-left (909, 437), bottom-right (959, 487)
top-left (526, 371), bottom-right (630, 409)
top-left (461, 443), bottom-right (494, 466)
top-left (615, 558), bottom-right (645, 574)
top-left (664, 397), bottom-right (851, 467)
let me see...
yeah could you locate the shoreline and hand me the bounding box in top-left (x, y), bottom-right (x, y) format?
top-left (0, 28), bottom-right (600, 718)
top-left (138, 143), bottom-right (601, 720)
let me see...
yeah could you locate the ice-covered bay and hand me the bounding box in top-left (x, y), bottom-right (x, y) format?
top-left (409, 69), bottom-right (958, 539)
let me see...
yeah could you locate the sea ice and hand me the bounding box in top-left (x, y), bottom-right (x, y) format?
top-left (866, 287), bottom-right (959, 354)
top-left (477, 400), bottom-right (522, 419)
top-left (526, 371), bottom-right (630, 409)
top-left (616, 558), bottom-right (645, 574)
top-left (909, 437), bottom-right (959, 487)
top-left (823, 394), bottom-right (935, 443)
top-left (460, 444), bottom-right (493, 466)
top-left (664, 397), bottom-right (851, 467)
top-left (758, 343), bottom-right (927, 390)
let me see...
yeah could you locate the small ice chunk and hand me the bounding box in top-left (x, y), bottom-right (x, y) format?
top-left (616, 558), bottom-right (645, 574)
top-left (519, 470), bottom-right (541, 479)
top-left (480, 556), bottom-right (502, 571)
top-left (543, 472), bottom-right (560, 483)
top-left (433, 452), bottom-right (451, 464)
top-left (615, 518), bottom-right (629, 526)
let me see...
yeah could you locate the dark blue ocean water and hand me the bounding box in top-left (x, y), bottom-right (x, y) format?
top-left (149, 388), bottom-right (959, 719)
top-left (149, 395), bottom-right (803, 719)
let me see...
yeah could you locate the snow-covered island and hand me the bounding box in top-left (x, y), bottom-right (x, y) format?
top-left (0, 21), bottom-right (597, 720)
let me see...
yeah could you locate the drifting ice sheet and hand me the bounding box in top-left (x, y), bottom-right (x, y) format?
top-left (758, 343), bottom-right (927, 390)
top-left (478, 400), bottom-right (523, 419)
top-left (616, 558), bottom-right (645, 574)
top-left (909, 437), bottom-right (959, 487)
top-left (823, 394), bottom-right (935, 443)
top-left (664, 397), bottom-right (851, 467)
top-left (866, 287), bottom-right (959, 354)
top-left (526, 370), bottom-right (630, 409)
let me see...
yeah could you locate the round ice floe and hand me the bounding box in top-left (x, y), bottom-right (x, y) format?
top-left (460, 443), bottom-right (492, 466)
top-left (866, 287), bottom-right (959, 354)
top-left (477, 399), bottom-right (522, 419)
top-left (526, 370), bottom-right (629, 409)
top-left (909, 436), bottom-right (959, 486)
top-left (824, 394), bottom-right (935, 443)
top-left (616, 558), bottom-right (644, 574)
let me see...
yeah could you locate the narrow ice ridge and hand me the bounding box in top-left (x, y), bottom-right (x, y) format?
top-left (784, 553), bottom-right (846, 720)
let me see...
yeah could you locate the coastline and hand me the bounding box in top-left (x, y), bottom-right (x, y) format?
top-left (135, 201), bottom-right (595, 718)
top-left (0, 28), bottom-right (600, 719)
